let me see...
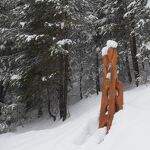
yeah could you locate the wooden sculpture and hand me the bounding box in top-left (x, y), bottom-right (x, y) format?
top-left (99, 46), bottom-right (123, 133)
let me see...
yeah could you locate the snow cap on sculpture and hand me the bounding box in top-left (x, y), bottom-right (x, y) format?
top-left (106, 40), bottom-right (118, 48)
top-left (102, 47), bottom-right (109, 56)
top-left (101, 40), bottom-right (118, 56)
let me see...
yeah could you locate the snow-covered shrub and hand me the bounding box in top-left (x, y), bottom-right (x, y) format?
top-left (0, 102), bottom-right (25, 133)
top-left (0, 122), bottom-right (8, 133)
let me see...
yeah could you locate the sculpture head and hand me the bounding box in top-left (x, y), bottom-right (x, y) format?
top-left (107, 48), bottom-right (117, 63)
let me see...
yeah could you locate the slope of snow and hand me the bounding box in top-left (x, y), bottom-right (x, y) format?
top-left (147, 0), bottom-right (150, 7)
top-left (1, 85), bottom-right (150, 150)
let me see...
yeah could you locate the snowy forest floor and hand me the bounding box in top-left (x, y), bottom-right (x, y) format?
top-left (1, 84), bottom-right (150, 150)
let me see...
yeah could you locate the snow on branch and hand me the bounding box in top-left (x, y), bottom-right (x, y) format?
top-left (11, 75), bottom-right (21, 80)
top-left (17, 34), bottom-right (45, 42)
top-left (85, 14), bottom-right (98, 22)
top-left (57, 39), bottom-right (72, 47)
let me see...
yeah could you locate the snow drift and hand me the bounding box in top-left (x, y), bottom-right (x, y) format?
top-left (1, 85), bottom-right (150, 150)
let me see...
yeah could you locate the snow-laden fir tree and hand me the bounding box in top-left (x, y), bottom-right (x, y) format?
top-left (69, 0), bottom-right (100, 99)
top-left (124, 0), bottom-right (150, 85)
top-left (15, 0), bottom-right (72, 121)
top-left (94, 0), bottom-right (133, 84)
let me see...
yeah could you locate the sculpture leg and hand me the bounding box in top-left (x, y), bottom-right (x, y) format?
top-left (99, 79), bottom-right (109, 128)
top-left (115, 80), bottom-right (123, 111)
top-left (107, 66), bottom-right (117, 132)
top-left (107, 96), bottom-right (116, 132)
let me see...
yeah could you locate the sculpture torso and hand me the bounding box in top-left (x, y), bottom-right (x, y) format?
top-left (99, 47), bottom-right (123, 133)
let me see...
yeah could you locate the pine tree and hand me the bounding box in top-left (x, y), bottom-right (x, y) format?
top-left (0, 0), bottom-right (25, 133)
top-left (15, 0), bottom-right (72, 120)
top-left (69, 0), bottom-right (100, 98)
top-left (124, 0), bottom-right (149, 86)
top-left (95, 0), bottom-right (132, 84)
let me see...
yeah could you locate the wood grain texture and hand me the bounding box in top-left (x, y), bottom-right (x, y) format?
top-left (99, 48), bottom-right (123, 133)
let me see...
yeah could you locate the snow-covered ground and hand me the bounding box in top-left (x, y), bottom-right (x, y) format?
top-left (147, 0), bottom-right (150, 7)
top-left (1, 85), bottom-right (150, 150)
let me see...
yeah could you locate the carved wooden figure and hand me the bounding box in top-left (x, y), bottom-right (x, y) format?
top-left (99, 47), bottom-right (123, 133)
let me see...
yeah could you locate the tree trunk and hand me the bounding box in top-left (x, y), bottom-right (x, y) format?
top-left (125, 55), bottom-right (132, 83)
top-left (63, 54), bottom-right (69, 121)
top-left (79, 63), bottom-right (83, 99)
top-left (0, 80), bottom-right (4, 103)
top-left (2, 82), bottom-right (9, 100)
top-left (38, 96), bottom-right (43, 118)
top-left (46, 87), bottom-right (56, 121)
top-left (0, 81), bottom-right (9, 103)
top-left (96, 52), bottom-right (100, 94)
top-left (130, 32), bottom-right (140, 87)
top-left (124, 42), bottom-right (132, 84)
top-left (59, 54), bottom-right (64, 120)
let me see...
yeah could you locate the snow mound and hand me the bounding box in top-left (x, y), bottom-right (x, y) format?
top-left (1, 85), bottom-right (150, 150)
top-left (73, 116), bottom-right (106, 146)
top-left (83, 128), bottom-right (106, 147)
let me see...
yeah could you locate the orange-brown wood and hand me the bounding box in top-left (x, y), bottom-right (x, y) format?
top-left (99, 48), bottom-right (123, 133)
